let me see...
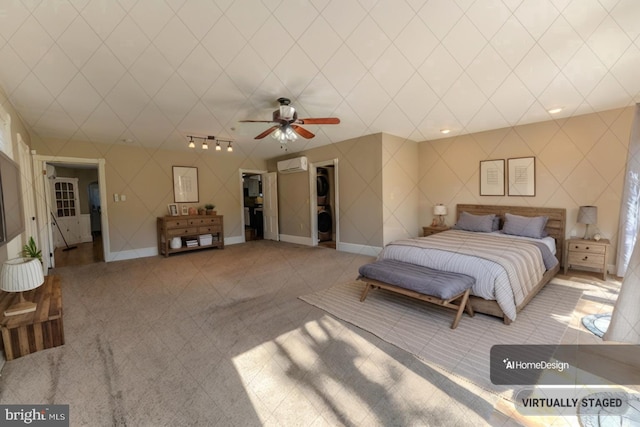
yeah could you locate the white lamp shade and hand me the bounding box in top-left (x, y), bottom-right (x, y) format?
top-left (0, 258), bottom-right (44, 293)
top-left (433, 205), bottom-right (448, 216)
top-left (577, 206), bottom-right (597, 225)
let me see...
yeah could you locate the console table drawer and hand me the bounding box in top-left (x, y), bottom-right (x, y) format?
top-left (164, 219), bottom-right (190, 228)
top-left (167, 227), bottom-right (198, 237)
top-left (569, 242), bottom-right (606, 254)
top-left (198, 226), bottom-right (221, 234)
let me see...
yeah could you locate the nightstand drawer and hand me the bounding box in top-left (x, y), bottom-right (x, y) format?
top-left (568, 252), bottom-right (605, 267)
top-left (568, 242), bottom-right (606, 254)
top-left (422, 226), bottom-right (450, 236)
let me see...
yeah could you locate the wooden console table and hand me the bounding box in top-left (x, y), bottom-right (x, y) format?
top-left (0, 275), bottom-right (64, 360)
top-left (157, 215), bottom-right (224, 257)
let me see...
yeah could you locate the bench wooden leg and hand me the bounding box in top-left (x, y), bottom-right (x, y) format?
top-left (451, 289), bottom-right (471, 329)
top-left (360, 283), bottom-right (373, 302)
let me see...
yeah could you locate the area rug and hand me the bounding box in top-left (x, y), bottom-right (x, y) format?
top-left (300, 279), bottom-right (583, 397)
top-left (581, 313), bottom-right (611, 338)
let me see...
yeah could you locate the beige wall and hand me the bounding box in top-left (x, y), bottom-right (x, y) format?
top-left (0, 87), bottom-right (32, 263)
top-left (418, 106), bottom-right (634, 267)
top-left (32, 137), bottom-right (267, 257)
top-left (382, 134), bottom-right (418, 245)
top-left (270, 133), bottom-right (384, 248)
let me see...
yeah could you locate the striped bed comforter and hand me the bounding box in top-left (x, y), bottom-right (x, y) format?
top-left (377, 230), bottom-right (557, 321)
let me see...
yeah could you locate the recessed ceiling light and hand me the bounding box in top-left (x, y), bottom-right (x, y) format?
top-left (548, 107), bottom-right (563, 114)
top-left (440, 129), bottom-right (451, 134)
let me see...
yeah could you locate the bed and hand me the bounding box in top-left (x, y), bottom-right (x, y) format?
top-left (361, 204), bottom-right (566, 324)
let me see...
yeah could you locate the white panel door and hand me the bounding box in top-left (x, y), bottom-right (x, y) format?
top-left (262, 172), bottom-right (279, 241)
top-left (51, 178), bottom-right (82, 246)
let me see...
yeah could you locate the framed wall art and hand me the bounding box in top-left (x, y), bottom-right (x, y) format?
top-left (479, 159), bottom-right (505, 196)
top-left (173, 166), bottom-right (199, 203)
top-left (507, 157), bottom-right (535, 196)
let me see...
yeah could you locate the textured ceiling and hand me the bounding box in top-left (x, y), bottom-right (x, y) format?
top-left (0, 0), bottom-right (639, 159)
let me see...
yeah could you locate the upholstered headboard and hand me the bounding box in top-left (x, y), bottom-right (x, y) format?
top-left (456, 204), bottom-right (567, 266)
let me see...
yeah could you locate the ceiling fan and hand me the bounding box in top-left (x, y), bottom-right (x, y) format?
top-left (239, 98), bottom-right (340, 143)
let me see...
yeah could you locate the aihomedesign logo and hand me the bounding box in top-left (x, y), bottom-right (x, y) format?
top-left (1, 405), bottom-right (68, 426)
top-left (503, 357), bottom-right (570, 373)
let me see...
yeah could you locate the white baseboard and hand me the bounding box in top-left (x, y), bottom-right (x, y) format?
top-left (279, 234), bottom-right (314, 246)
top-left (107, 246), bottom-right (158, 261)
top-left (337, 242), bottom-right (382, 256)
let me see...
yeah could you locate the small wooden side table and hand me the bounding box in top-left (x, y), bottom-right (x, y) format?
top-left (0, 275), bottom-right (64, 360)
top-left (423, 225), bottom-right (450, 237)
top-left (564, 238), bottom-right (610, 280)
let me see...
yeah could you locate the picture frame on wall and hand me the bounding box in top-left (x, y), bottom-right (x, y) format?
top-left (173, 166), bottom-right (199, 203)
top-left (479, 159), bottom-right (505, 196)
top-left (507, 157), bottom-right (536, 196)
top-left (167, 203), bottom-right (178, 216)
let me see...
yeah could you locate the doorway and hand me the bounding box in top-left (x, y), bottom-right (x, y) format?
top-left (33, 155), bottom-right (109, 270)
top-left (311, 159), bottom-right (339, 249)
top-left (48, 165), bottom-right (104, 267)
top-left (240, 169), bottom-right (278, 242)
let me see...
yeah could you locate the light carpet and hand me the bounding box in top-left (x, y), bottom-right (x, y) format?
top-left (300, 279), bottom-right (583, 398)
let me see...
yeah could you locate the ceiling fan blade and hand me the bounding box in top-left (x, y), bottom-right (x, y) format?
top-left (255, 126), bottom-right (279, 139)
top-left (291, 125), bottom-right (315, 139)
top-left (297, 117), bottom-right (340, 125)
top-left (239, 120), bottom-right (277, 123)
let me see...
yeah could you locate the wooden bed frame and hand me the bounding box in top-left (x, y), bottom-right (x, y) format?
top-left (456, 204), bottom-right (566, 324)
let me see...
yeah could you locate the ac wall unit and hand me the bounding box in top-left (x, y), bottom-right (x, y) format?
top-left (277, 156), bottom-right (308, 174)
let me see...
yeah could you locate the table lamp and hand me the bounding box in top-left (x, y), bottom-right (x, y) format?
top-left (0, 257), bottom-right (44, 316)
top-left (577, 205), bottom-right (597, 240)
top-left (433, 204), bottom-right (448, 226)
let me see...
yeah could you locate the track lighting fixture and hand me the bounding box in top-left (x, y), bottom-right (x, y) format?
top-left (186, 135), bottom-right (233, 153)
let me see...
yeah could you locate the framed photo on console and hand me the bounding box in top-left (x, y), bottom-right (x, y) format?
top-left (479, 159), bottom-right (505, 196)
top-left (507, 157), bottom-right (535, 196)
top-left (167, 203), bottom-right (178, 216)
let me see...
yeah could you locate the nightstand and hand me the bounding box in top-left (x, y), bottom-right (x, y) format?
top-left (423, 225), bottom-right (450, 237)
top-left (564, 238), bottom-right (610, 280)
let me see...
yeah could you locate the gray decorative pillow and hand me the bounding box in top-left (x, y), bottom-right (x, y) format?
top-left (453, 211), bottom-right (496, 233)
top-left (502, 213), bottom-right (548, 239)
top-left (492, 216), bottom-right (501, 231)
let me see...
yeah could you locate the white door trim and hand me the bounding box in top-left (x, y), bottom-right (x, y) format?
top-left (33, 154), bottom-right (109, 270)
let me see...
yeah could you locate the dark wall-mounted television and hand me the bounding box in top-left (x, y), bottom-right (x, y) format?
top-left (0, 150), bottom-right (25, 246)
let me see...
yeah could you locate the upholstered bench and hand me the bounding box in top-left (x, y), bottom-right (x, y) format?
top-left (357, 260), bottom-right (475, 329)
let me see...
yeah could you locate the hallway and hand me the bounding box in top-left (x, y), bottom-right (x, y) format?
top-left (53, 233), bottom-right (103, 268)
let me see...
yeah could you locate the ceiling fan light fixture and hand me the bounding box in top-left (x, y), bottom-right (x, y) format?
top-left (285, 126), bottom-right (297, 141)
top-left (272, 128), bottom-right (284, 141)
